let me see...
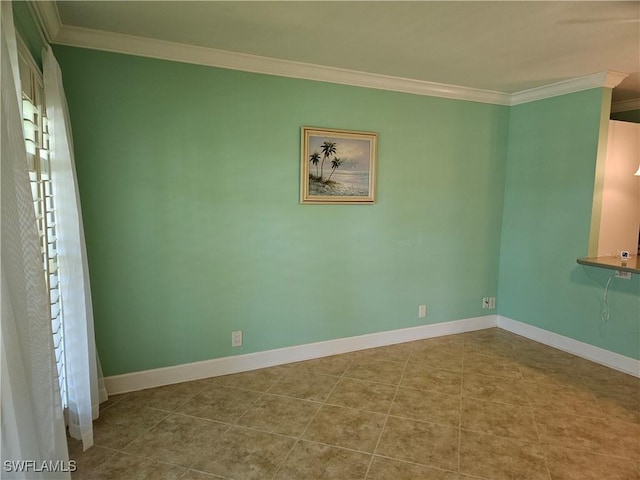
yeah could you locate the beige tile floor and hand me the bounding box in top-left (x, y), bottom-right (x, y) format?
top-left (68, 328), bottom-right (640, 480)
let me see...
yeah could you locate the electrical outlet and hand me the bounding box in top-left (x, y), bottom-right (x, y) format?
top-left (418, 305), bottom-right (427, 318)
top-left (231, 330), bottom-right (243, 347)
top-left (488, 297), bottom-right (496, 309)
top-left (615, 270), bottom-right (632, 280)
top-left (482, 297), bottom-right (489, 309)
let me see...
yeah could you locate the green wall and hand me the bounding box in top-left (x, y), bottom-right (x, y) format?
top-left (498, 89), bottom-right (640, 359)
top-left (12, 1), bottom-right (45, 67)
top-left (53, 46), bottom-right (509, 376)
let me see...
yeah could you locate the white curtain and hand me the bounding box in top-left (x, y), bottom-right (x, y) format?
top-left (44, 48), bottom-right (107, 451)
top-left (1, 2), bottom-right (70, 479)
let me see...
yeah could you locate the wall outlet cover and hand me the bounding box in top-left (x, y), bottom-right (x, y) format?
top-left (615, 270), bottom-right (632, 280)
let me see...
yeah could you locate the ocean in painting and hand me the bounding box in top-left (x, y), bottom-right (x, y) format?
top-left (309, 170), bottom-right (370, 196)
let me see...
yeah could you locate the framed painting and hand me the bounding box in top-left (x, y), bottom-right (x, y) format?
top-left (301, 127), bottom-right (377, 204)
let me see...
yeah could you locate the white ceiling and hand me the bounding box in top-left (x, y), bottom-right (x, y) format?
top-left (52, 1), bottom-right (640, 102)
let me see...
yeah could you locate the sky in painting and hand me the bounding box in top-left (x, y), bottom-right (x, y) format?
top-left (308, 135), bottom-right (372, 171)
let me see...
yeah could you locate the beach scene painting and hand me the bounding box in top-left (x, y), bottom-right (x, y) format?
top-left (301, 127), bottom-right (377, 204)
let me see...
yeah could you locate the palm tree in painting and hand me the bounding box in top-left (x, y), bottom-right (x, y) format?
top-left (309, 151), bottom-right (321, 178)
top-left (319, 141), bottom-right (337, 180)
top-left (326, 157), bottom-right (342, 182)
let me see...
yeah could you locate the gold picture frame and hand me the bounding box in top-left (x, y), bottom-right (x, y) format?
top-left (301, 127), bottom-right (377, 204)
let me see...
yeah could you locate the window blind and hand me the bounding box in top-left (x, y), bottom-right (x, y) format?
top-left (19, 48), bottom-right (67, 409)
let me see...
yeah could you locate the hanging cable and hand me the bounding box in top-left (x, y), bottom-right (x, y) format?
top-left (582, 267), bottom-right (615, 337)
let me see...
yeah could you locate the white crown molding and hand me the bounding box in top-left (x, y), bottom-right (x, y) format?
top-left (611, 98), bottom-right (640, 113)
top-left (510, 71), bottom-right (628, 106)
top-left (104, 315), bottom-right (497, 394)
top-left (497, 316), bottom-right (639, 377)
top-left (53, 25), bottom-right (512, 105)
top-left (602, 71), bottom-right (630, 89)
top-left (28, 0), bottom-right (61, 43)
top-left (44, 22), bottom-right (627, 107)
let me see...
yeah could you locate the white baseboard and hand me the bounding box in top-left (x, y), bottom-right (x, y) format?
top-left (104, 314), bottom-right (640, 395)
top-left (104, 315), bottom-right (497, 394)
top-left (497, 315), bottom-right (640, 377)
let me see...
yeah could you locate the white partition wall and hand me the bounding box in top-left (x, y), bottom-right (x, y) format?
top-left (597, 120), bottom-right (640, 257)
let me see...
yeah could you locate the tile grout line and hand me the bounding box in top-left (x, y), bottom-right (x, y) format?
top-left (116, 409), bottom-right (173, 453)
top-left (480, 336), bottom-right (550, 480)
top-left (83, 332), bottom-right (639, 479)
top-left (68, 444), bottom-right (120, 480)
top-left (188, 369), bottom-right (297, 478)
top-left (459, 335), bottom-right (466, 474)
top-left (362, 346), bottom-right (413, 479)
top-left (123, 408), bottom-right (233, 474)
top-left (268, 353), bottom-right (358, 480)
top-left (85, 444), bottom-right (198, 476)
top-left (524, 364), bottom-right (638, 465)
top-left (199, 372), bottom-right (292, 477)
top-left (130, 361), bottom-right (411, 475)
top-left (574, 365), bottom-right (625, 422)
top-left (170, 373), bottom-right (281, 474)
top-left (86, 399), bottom-right (200, 473)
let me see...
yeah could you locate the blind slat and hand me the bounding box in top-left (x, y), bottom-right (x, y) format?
top-left (20, 57), bottom-right (67, 409)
